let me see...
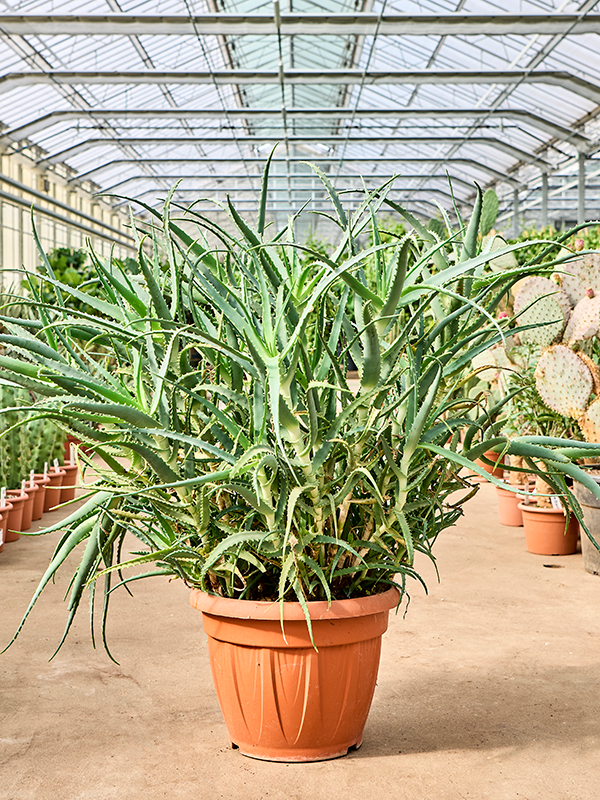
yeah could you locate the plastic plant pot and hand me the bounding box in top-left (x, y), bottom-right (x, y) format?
top-left (4, 490), bottom-right (27, 541)
top-left (190, 587), bottom-right (399, 762)
top-left (496, 484), bottom-right (524, 527)
top-left (18, 483), bottom-right (39, 531)
top-left (31, 475), bottom-right (51, 520)
top-left (59, 464), bottom-right (79, 504)
top-left (0, 502), bottom-right (14, 553)
top-left (42, 468), bottom-right (66, 513)
top-left (518, 502), bottom-right (579, 555)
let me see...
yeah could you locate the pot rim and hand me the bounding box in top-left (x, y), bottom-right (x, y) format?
top-left (190, 585), bottom-right (400, 621)
top-left (6, 490), bottom-right (27, 501)
top-left (517, 502), bottom-right (567, 515)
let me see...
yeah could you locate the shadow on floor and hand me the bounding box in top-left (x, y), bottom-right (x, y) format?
top-left (361, 663), bottom-right (600, 757)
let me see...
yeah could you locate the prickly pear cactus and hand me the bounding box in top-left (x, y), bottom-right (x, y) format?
top-left (513, 276), bottom-right (571, 347)
top-left (564, 293), bottom-right (600, 344)
top-left (577, 351), bottom-right (600, 395)
top-left (579, 397), bottom-right (600, 443)
top-left (534, 345), bottom-right (593, 418)
top-left (558, 254), bottom-right (600, 306)
top-left (483, 234), bottom-right (519, 272)
top-left (514, 276), bottom-right (572, 319)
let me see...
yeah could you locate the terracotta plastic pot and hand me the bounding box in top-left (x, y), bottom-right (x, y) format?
top-left (42, 468), bottom-right (66, 513)
top-left (0, 502), bottom-right (14, 553)
top-left (518, 502), bottom-right (579, 555)
top-left (18, 483), bottom-right (39, 531)
top-left (476, 450), bottom-right (505, 481)
top-left (4, 490), bottom-right (27, 541)
top-left (59, 464), bottom-right (79, 504)
top-left (31, 475), bottom-right (51, 520)
top-left (190, 587), bottom-right (399, 762)
top-left (496, 485), bottom-right (524, 527)
top-left (573, 478), bottom-right (600, 576)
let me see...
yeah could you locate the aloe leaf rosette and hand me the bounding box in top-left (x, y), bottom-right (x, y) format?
top-left (2, 170), bottom-right (600, 659)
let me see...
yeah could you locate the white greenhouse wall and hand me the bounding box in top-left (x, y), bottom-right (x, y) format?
top-left (0, 151), bottom-right (134, 291)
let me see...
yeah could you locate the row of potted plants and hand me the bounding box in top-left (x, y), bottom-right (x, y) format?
top-left (1, 167), bottom-right (600, 762)
top-left (0, 451), bottom-right (79, 552)
top-left (0, 383), bottom-right (80, 551)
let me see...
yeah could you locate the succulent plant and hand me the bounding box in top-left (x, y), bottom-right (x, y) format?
top-left (534, 345), bottom-right (594, 419)
top-left (558, 254), bottom-right (600, 306)
top-left (564, 293), bottom-right (600, 344)
top-left (513, 276), bottom-right (571, 347)
top-left (0, 383), bottom-right (67, 487)
top-left (578, 397), bottom-right (600, 443)
top-left (0, 384), bottom-right (30, 488)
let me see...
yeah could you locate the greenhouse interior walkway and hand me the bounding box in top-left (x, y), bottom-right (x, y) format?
top-left (1, 479), bottom-right (599, 800)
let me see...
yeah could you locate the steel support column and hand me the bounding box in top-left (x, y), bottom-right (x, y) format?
top-left (541, 172), bottom-right (549, 227)
top-left (578, 151), bottom-right (586, 224)
top-left (513, 189), bottom-right (519, 237)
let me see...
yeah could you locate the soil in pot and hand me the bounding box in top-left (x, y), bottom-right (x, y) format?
top-left (518, 502), bottom-right (579, 555)
top-left (190, 587), bottom-right (399, 762)
top-left (496, 484), bottom-right (525, 527)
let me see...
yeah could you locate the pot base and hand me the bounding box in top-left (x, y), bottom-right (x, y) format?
top-left (232, 738), bottom-right (363, 762)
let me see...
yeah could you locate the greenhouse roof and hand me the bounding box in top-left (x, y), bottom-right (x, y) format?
top-left (2, 0), bottom-right (600, 223)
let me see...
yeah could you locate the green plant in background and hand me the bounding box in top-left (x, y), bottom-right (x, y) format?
top-left (0, 383), bottom-right (30, 488)
top-left (2, 164), bottom-right (600, 660)
top-left (0, 383), bottom-right (67, 487)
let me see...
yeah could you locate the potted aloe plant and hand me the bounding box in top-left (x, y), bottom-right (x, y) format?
top-left (475, 253), bottom-right (600, 555)
top-left (2, 163), bottom-right (600, 761)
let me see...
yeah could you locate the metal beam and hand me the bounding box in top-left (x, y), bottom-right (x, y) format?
top-left (39, 135), bottom-right (549, 170)
top-left (2, 13), bottom-right (600, 37)
top-left (102, 173), bottom-right (475, 192)
top-left (0, 188), bottom-right (134, 247)
top-left (0, 171), bottom-right (133, 240)
top-left (70, 156), bottom-right (522, 187)
top-left (2, 107), bottom-right (590, 150)
top-left (2, 71), bottom-right (600, 106)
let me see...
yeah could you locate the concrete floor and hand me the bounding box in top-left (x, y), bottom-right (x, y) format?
top-left (1, 480), bottom-right (599, 800)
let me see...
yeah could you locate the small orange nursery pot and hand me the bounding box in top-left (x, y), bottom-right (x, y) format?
top-left (42, 468), bottom-right (66, 513)
top-left (4, 490), bottom-right (27, 541)
top-left (31, 475), bottom-right (50, 520)
top-left (518, 502), bottom-right (579, 555)
top-left (59, 464), bottom-right (79, 504)
top-left (18, 483), bottom-right (39, 531)
top-left (476, 450), bottom-right (505, 481)
top-left (190, 587), bottom-right (400, 762)
top-left (496, 485), bottom-right (524, 527)
top-left (0, 502), bottom-right (13, 553)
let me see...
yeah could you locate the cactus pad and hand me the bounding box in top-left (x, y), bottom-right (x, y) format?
top-left (513, 276), bottom-right (570, 346)
top-left (564, 294), bottom-right (600, 344)
top-left (471, 348), bottom-right (499, 383)
top-left (579, 397), bottom-right (600, 443)
top-left (534, 345), bottom-right (593, 418)
top-left (559, 254), bottom-right (600, 305)
top-left (514, 276), bottom-right (571, 319)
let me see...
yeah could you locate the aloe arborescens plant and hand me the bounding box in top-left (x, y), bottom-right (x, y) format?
top-left (2, 163), bottom-right (600, 659)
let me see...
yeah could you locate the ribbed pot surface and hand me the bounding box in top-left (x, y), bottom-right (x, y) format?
top-left (190, 587), bottom-right (399, 762)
